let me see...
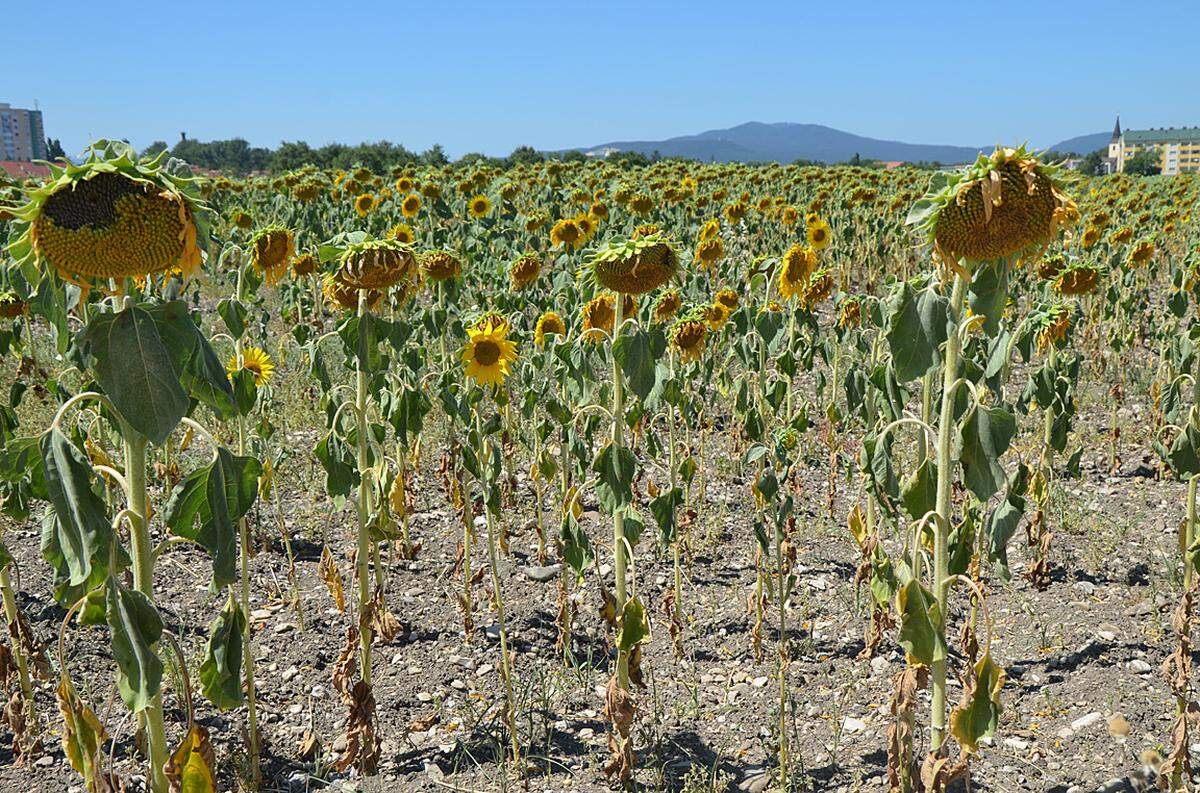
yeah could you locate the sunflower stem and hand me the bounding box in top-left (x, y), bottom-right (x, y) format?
top-left (355, 289), bottom-right (374, 683)
top-left (610, 293), bottom-right (630, 691)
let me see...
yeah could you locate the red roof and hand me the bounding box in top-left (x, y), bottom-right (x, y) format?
top-left (0, 161), bottom-right (51, 179)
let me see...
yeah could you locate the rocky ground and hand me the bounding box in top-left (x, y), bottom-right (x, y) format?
top-left (0, 341), bottom-right (1193, 793)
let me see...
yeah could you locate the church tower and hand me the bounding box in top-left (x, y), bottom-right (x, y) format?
top-left (1107, 115), bottom-right (1123, 173)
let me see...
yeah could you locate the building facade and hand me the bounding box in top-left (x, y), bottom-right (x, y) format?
top-left (0, 103), bottom-right (46, 162)
top-left (1108, 117), bottom-right (1200, 175)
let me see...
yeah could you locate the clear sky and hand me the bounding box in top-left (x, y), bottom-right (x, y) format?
top-left (7, 0), bottom-right (1199, 159)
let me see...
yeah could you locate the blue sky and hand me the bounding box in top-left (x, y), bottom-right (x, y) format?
top-left (7, 0), bottom-right (1199, 158)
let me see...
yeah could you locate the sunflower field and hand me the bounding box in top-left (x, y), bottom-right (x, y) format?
top-left (0, 139), bottom-right (1198, 792)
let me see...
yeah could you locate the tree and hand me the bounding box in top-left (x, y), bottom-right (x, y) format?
top-left (1077, 149), bottom-right (1105, 176)
top-left (1124, 149), bottom-right (1161, 176)
top-left (45, 138), bottom-right (67, 160)
top-left (142, 141), bottom-right (168, 158)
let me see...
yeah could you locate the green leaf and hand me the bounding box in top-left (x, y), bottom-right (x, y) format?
top-left (985, 463), bottom-right (1029, 579)
top-left (83, 306), bottom-right (188, 445)
top-left (617, 595), bottom-right (649, 652)
top-left (163, 447), bottom-right (261, 588)
top-left (955, 404), bottom-right (1017, 502)
top-left (886, 282), bottom-right (949, 383)
top-left (147, 302), bottom-right (236, 419)
top-left (560, 511), bottom-right (593, 581)
top-left (217, 298), bottom-right (247, 339)
top-left (901, 457), bottom-right (938, 521)
top-left (40, 429), bottom-right (111, 587)
top-left (650, 487), bottom-right (685, 547)
top-left (199, 597), bottom-right (245, 710)
top-left (1167, 424), bottom-right (1200, 478)
top-left (896, 579), bottom-right (945, 668)
top-left (593, 442), bottom-right (637, 513)
top-left (613, 330), bottom-right (656, 402)
top-left (949, 652), bottom-right (1005, 754)
top-left (314, 430), bottom-right (357, 498)
top-left (967, 259), bottom-right (1010, 337)
top-left (106, 579), bottom-right (163, 713)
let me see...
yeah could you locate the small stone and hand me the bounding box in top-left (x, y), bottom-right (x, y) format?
top-left (1072, 581), bottom-right (1096, 597)
top-left (1070, 712), bottom-right (1103, 732)
top-left (842, 717), bottom-right (867, 734)
top-left (34, 755), bottom-right (54, 767)
top-left (1108, 713), bottom-right (1131, 737)
top-left (578, 727), bottom-right (595, 740)
top-left (1128, 659), bottom-right (1153, 674)
top-left (1003, 737), bottom-right (1029, 750)
top-left (752, 676), bottom-right (769, 688)
top-left (274, 622), bottom-right (297, 635)
top-left (282, 666), bottom-right (299, 682)
top-left (417, 691), bottom-right (433, 702)
top-left (523, 564), bottom-right (561, 583)
top-left (870, 656), bottom-right (890, 676)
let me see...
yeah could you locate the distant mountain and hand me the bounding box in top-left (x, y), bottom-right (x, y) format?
top-left (1045, 132), bottom-right (1111, 156)
top-left (570, 122), bottom-right (988, 164)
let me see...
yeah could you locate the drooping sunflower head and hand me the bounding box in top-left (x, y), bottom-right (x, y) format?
top-left (778, 244), bottom-right (816, 301)
top-left (694, 235), bottom-right (725, 270)
top-left (321, 273), bottom-right (383, 311)
top-left (461, 317), bottom-right (518, 387)
top-left (581, 233), bottom-right (679, 295)
top-left (581, 293), bottom-right (635, 343)
top-left (294, 181), bottom-right (322, 203)
top-left (1036, 252), bottom-right (1066, 281)
top-left (471, 310), bottom-right (511, 336)
top-left (0, 290), bottom-right (28, 319)
top-left (9, 140), bottom-right (209, 287)
top-left (550, 218), bottom-right (582, 250)
top-left (232, 209), bottom-right (254, 229)
top-left (1127, 238), bottom-right (1155, 267)
top-left (698, 218), bottom-right (721, 241)
top-left (333, 237), bottom-right (419, 291)
top-left (838, 296), bottom-right (862, 328)
top-left (802, 268), bottom-right (836, 309)
top-left (632, 223), bottom-right (660, 239)
top-left (1108, 226), bottom-right (1134, 246)
top-left (907, 145), bottom-right (1076, 267)
top-left (715, 288), bottom-right (739, 312)
top-left (227, 346), bottom-right (275, 387)
top-left (1054, 264), bottom-right (1101, 296)
top-left (781, 206), bottom-right (799, 226)
top-left (292, 252), bottom-right (319, 277)
top-left (669, 309), bottom-right (709, 363)
top-left (508, 253), bottom-right (542, 291)
top-left (534, 310), bottom-right (567, 347)
top-left (652, 289), bottom-right (683, 323)
top-left (250, 226), bottom-right (295, 286)
top-left (1037, 303), bottom-right (1072, 351)
top-left (1081, 226), bottom-right (1101, 249)
top-left (420, 249), bottom-right (463, 282)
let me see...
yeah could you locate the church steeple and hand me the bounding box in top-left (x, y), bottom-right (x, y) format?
top-left (1111, 115), bottom-right (1122, 141)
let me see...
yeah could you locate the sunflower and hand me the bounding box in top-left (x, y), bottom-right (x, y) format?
top-left (1037, 305), bottom-right (1071, 351)
top-left (698, 219), bottom-right (721, 241)
top-left (1108, 226), bottom-right (1134, 245)
top-left (582, 233), bottom-right (679, 295)
top-left (387, 223), bottom-right (415, 244)
top-left (323, 274), bottom-right (381, 310)
top-left (0, 291), bottom-right (28, 319)
top-left (401, 194), bottom-right (422, 217)
top-left (629, 194), bottom-right (654, 215)
top-left (233, 210), bottom-right (254, 229)
top-left (461, 318), bottom-right (518, 386)
top-left (778, 244), bottom-right (816, 301)
top-left (534, 310), bottom-right (567, 346)
top-left (806, 218), bottom-right (832, 250)
top-left (395, 176), bottom-right (415, 193)
top-left (1054, 264), bottom-right (1101, 296)
top-left (838, 297), bottom-right (862, 328)
top-left (355, 193), bottom-right (377, 217)
top-left (294, 181), bottom-right (322, 203)
top-left (694, 236), bottom-right (725, 270)
top-left (1036, 252), bottom-right (1066, 281)
top-left (781, 206), bottom-right (799, 226)
top-left (802, 269), bottom-right (835, 308)
top-left (1080, 226), bottom-right (1101, 249)
top-left (581, 294), bottom-right (635, 343)
top-left (421, 249), bottom-right (462, 282)
top-left (468, 195), bottom-right (492, 219)
top-left (11, 141), bottom-right (209, 286)
top-left (250, 226), bottom-right (295, 286)
top-left (907, 145), bottom-right (1076, 266)
top-left (715, 288), bottom-right (739, 311)
top-left (704, 302), bottom-right (731, 331)
top-left (574, 214), bottom-right (596, 243)
top-left (334, 238), bottom-right (419, 291)
top-left (669, 311), bottom-right (709, 363)
top-left (292, 252), bottom-right (318, 277)
top-left (227, 346), bottom-right (275, 387)
top-left (724, 201), bottom-right (748, 224)
top-left (550, 218), bottom-right (582, 250)
top-left (472, 310), bottom-right (511, 335)
top-left (509, 253), bottom-right (542, 290)
top-left (1127, 238), bottom-right (1155, 267)
top-left (653, 289), bottom-right (683, 323)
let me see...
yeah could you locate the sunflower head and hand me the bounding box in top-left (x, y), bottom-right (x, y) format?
top-left (1127, 238), bottom-right (1155, 267)
top-left (582, 233), bottom-right (679, 295)
top-left (838, 296), bottom-right (862, 328)
top-left (294, 181), bottom-right (322, 203)
top-left (778, 244), bottom-right (817, 301)
top-left (420, 249), bottom-right (463, 282)
top-left (802, 268), bottom-right (836, 309)
top-left (694, 235), bottom-right (725, 270)
top-left (669, 309), bottom-right (709, 363)
top-left (653, 289), bottom-right (683, 323)
top-left (907, 145), bottom-right (1076, 266)
top-left (8, 140), bottom-right (209, 287)
top-left (461, 317), bottom-right (518, 386)
top-left (227, 346), bottom-right (275, 387)
top-left (1037, 303), bottom-right (1072, 351)
top-left (332, 237), bottom-right (419, 291)
top-left (550, 218), bottom-right (582, 250)
top-left (715, 288), bottom-right (739, 311)
top-left (534, 310), bottom-right (567, 347)
top-left (806, 218), bottom-right (832, 250)
top-left (387, 223), bottom-right (415, 244)
top-left (0, 290), bottom-right (28, 319)
top-left (508, 253), bottom-right (542, 291)
top-left (354, 193), bottom-right (377, 217)
top-left (704, 301), bottom-right (731, 331)
top-left (401, 194), bottom-right (422, 217)
top-left (1054, 264), bottom-right (1101, 296)
top-left (468, 195), bottom-right (492, 219)
top-left (581, 293), bottom-right (635, 343)
top-left (322, 273), bottom-right (383, 311)
top-left (250, 226), bottom-right (295, 286)
top-left (232, 209), bottom-right (254, 229)
top-left (292, 252), bottom-right (318, 277)
top-left (1036, 252), bottom-right (1067, 281)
